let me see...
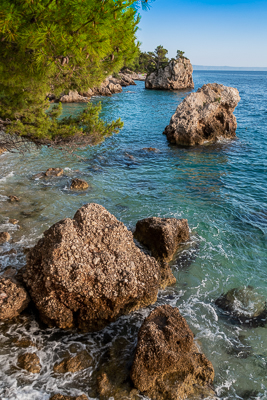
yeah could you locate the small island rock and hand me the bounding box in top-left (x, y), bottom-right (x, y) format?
top-left (130, 305), bottom-right (215, 400)
top-left (0, 232), bottom-right (11, 244)
top-left (0, 277), bottom-right (30, 320)
top-left (70, 178), bottom-right (89, 190)
top-left (24, 203), bottom-right (160, 331)
top-left (145, 58), bottom-right (194, 90)
top-left (164, 83), bottom-right (241, 146)
top-left (17, 353), bottom-right (41, 374)
top-left (134, 217), bottom-right (190, 262)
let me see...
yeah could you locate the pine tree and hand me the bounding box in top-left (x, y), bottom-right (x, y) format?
top-left (0, 0), bottom-right (150, 148)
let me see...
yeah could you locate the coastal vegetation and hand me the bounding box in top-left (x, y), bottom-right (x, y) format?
top-left (0, 0), bottom-right (151, 149)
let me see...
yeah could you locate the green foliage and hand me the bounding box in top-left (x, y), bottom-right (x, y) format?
top-left (176, 50), bottom-right (185, 59)
top-left (124, 45), bottom-right (169, 74)
top-left (0, 0), bottom-right (142, 147)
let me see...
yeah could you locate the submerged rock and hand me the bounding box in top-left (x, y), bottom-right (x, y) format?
top-left (8, 195), bottom-right (20, 202)
top-left (134, 217), bottom-right (190, 262)
top-left (215, 286), bottom-right (267, 327)
top-left (130, 305), bottom-right (215, 400)
top-left (164, 83), bottom-right (240, 146)
top-left (17, 353), bottom-right (41, 373)
top-left (50, 395), bottom-right (88, 400)
top-left (53, 350), bottom-right (93, 373)
top-left (0, 277), bottom-right (30, 320)
top-left (24, 203), bottom-right (159, 331)
top-left (70, 178), bottom-right (89, 190)
top-left (0, 232), bottom-right (11, 244)
top-left (145, 58), bottom-right (194, 90)
top-left (32, 168), bottom-right (64, 179)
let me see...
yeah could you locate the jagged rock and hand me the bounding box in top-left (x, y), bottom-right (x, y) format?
top-left (60, 90), bottom-right (89, 103)
top-left (119, 73), bottom-right (136, 87)
top-left (130, 305), bottom-right (215, 400)
top-left (164, 83), bottom-right (241, 146)
top-left (32, 168), bottom-right (64, 179)
top-left (145, 58), bottom-right (194, 90)
top-left (0, 232), bottom-right (11, 244)
top-left (17, 353), bottom-right (41, 373)
top-left (121, 69), bottom-right (146, 81)
top-left (9, 218), bottom-right (19, 225)
top-left (0, 147), bottom-right (6, 155)
top-left (70, 178), bottom-right (89, 190)
top-left (53, 350), bottom-right (93, 373)
top-left (50, 395), bottom-right (88, 400)
top-left (0, 277), bottom-right (30, 320)
top-left (215, 286), bottom-right (267, 327)
top-left (8, 195), bottom-right (20, 202)
top-left (24, 203), bottom-right (159, 331)
top-left (13, 338), bottom-right (37, 348)
top-left (134, 217), bottom-right (190, 262)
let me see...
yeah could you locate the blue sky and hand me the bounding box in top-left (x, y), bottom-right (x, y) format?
top-left (136, 0), bottom-right (267, 67)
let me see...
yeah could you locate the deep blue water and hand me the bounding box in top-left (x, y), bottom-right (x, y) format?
top-left (0, 71), bottom-right (266, 399)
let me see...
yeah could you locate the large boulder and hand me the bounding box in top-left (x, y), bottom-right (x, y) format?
top-left (60, 90), bottom-right (89, 103)
top-left (24, 203), bottom-right (160, 331)
top-left (215, 286), bottom-right (267, 327)
top-left (0, 277), bottom-right (30, 320)
top-left (145, 58), bottom-right (194, 90)
top-left (164, 83), bottom-right (241, 146)
top-left (17, 353), bottom-right (41, 374)
top-left (134, 217), bottom-right (190, 262)
top-left (130, 305), bottom-right (215, 400)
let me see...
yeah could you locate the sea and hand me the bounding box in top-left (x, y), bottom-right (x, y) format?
top-left (0, 70), bottom-right (266, 399)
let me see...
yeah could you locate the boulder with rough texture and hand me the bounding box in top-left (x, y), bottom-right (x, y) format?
top-left (0, 147), bottom-right (6, 155)
top-left (50, 395), bottom-right (88, 400)
top-left (0, 232), bottom-right (11, 244)
top-left (32, 168), bottom-right (64, 179)
top-left (134, 217), bottom-right (190, 262)
top-left (215, 286), bottom-right (267, 327)
top-left (145, 58), bottom-right (194, 90)
top-left (164, 83), bottom-right (241, 146)
top-left (24, 203), bottom-right (159, 331)
top-left (8, 195), bottom-right (20, 202)
top-left (70, 178), bottom-right (89, 190)
top-left (130, 305), bottom-right (215, 400)
top-left (0, 277), bottom-right (30, 320)
top-left (17, 353), bottom-right (41, 373)
top-left (53, 350), bottom-right (92, 373)
top-left (60, 90), bottom-right (89, 103)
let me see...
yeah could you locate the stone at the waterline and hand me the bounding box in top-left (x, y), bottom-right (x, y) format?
top-left (17, 353), bottom-right (41, 373)
top-left (164, 83), bottom-right (241, 146)
top-left (0, 232), bottom-right (11, 244)
top-left (215, 286), bottom-right (267, 327)
top-left (0, 147), bottom-right (6, 155)
top-left (53, 350), bottom-right (93, 373)
top-left (0, 277), bottom-right (30, 320)
top-left (130, 305), bottom-right (215, 400)
top-left (9, 218), bottom-right (19, 225)
top-left (24, 203), bottom-right (159, 331)
top-left (13, 338), bottom-right (37, 348)
top-left (50, 395), bottom-right (88, 400)
top-left (70, 178), bottom-right (89, 190)
top-left (134, 217), bottom-right (190, 262)
top-left (8, 195), bottom-right (20, 202)
top-left (142, 147), bottom-right (159, 152)
top-left (32, 167), bottom-right (64, 179)
top-left (145, 58), bottom-right (194, 90)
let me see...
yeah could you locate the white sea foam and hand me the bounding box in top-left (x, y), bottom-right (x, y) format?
top-left (0, 171), bottom-right (14, 183)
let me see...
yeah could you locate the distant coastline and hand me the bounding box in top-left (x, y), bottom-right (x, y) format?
top-left (193, 65), bottom-right (267, 71)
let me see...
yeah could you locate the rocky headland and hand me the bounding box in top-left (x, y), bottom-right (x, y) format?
top-left (145, 58), bottom-right (194, 90)
top-left (164, 83), bottom-right (241, 146)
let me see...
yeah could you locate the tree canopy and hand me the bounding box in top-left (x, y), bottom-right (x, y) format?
top-left (0, 0), bottom-right (151, 148)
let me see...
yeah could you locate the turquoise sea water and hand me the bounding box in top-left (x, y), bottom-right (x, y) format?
top-left (0, 71), bottom-right (266, 399)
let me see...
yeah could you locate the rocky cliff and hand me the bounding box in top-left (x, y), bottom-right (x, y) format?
top-left (164, 83), bottom-right (240, 146)
top-left (145, 58), bottom-right (194, 90)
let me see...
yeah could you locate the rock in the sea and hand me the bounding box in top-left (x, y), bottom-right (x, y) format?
top-left (32, 168), bottom-right (64, 179)
top-left (215, 286), bottom-right (267, 327)
top-left (9, 218), bottom-right (19, 225)
top-left (0, 147), bottom-right (6, 155)
top-left (134, 217), bottom-right (190, 262)
top-left (8, 195), bottom-right (20, 202)
top-left (53, 350), bottom-right (92, 373)
top-left (50, 395), bottom-right (88, 400)
top-left (0, 277), bottom-right (30, 320)
top-left (145, 58), bottom-right (194, 90)
top-left (130, 305), bottom-right (215, 400)
top-left (0, 232), bottom-right (11, 244)
top-left (24, 203), bottom-right (159, 331)
top-left (70, 178), bottom-right (89, 190)
top-left (164, 83), bottom-right (241, 146)
top-left (17, 353), bottom-right (41, 373)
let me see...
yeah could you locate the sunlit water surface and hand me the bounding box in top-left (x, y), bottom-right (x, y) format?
top-left (0, 71), bottom-right (267, 399)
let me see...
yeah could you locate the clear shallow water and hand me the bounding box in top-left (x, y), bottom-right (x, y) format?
top-left (0, 71), bottom-right (267, 399)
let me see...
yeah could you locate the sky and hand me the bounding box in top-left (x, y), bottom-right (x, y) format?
top-left (136, 0), bottom-right (267, 67)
